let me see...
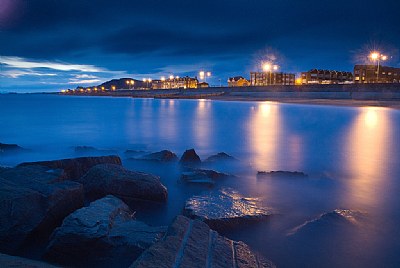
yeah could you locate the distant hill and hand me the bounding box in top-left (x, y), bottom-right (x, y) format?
top-left (76, 78), bottom-right (147, 90)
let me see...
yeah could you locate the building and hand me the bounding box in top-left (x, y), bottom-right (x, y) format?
top-left (250, 72), bottom-right (295, 86)
top-left (152, 76), bottom-right (198, 89)
top-left (354, 65), bottom-right (400, 84)
top-left (227, 76), bottom-right (250, 87)
top-left (197, 82), bottom-right (209, 88)
top-left (301, 69), bottom-right (353, 84)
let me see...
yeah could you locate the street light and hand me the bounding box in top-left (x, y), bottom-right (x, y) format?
top-left (262, 63), bottom-right (279, 85)
top-left (369, 51), bottom-right (388, 82)
top-left (199, 71), bottom-right (211, 82)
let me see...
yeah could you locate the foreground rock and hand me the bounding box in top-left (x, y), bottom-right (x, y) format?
top-left (46, 195), bottom-right (165, 267)
top-left (183, 188), bottom-right (273, 231)
top-left (257, 170), bottom-right (308, 178)
top-left (137, 150), bottom-right (178, 162)
top-left (179, 148), bottom-right (201, 164)
top-left (287, 209), bottom-right (365, 237)
top-left (180, 168), bottom-right (230, 186)
top-left (205, 152), bottom-right (236, 162)
top-left (79, 164), bottom-right (168, 202)
top-left (131, 215), bottom-right (275, 268)
top-left (0, 142), bottom-right (25, 153)
top-left (0, 165), bottom-right (84, 254)
top-left (19, 155), bottom-right (122, 180)
top-left (0, 253), bottom-right (59, 268)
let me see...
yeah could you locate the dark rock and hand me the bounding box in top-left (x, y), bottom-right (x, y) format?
top-left (137, 150), bottom-right (178, 162)
top-left (179, 148), bottom-right (201, 164)
top-left (0, 253), bottom-right (59, 267)
top-left (0, 165), bottom-right (84, 254)
top-left (205, 152), bottom-right (236, 162)
top-left (19, 155), bottom-right (122, 180)
top-left (45, 195), bottom-right (165, 267)
top-left (257, 170), bottom-right (308, 178)
top-left (0, 142), bottom-right (24, 153)
top-left (183, 188), bottom-right (273, 231)
top-left (180, 168), bottom-right (230, 185)
top-left (79, 164), bottom-right (168, 202)
top-left (287, 209), bottom-right (365, 237)
top-left (130, 215), bottom-right (275, 268)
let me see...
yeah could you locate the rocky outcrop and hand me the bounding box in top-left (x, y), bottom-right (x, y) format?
top-left (0, 253), bottom-right (59, 268)
top-left (183, 189), bottom-right (273, 231)
top-left (179, 149), bottom-right (201, 164)
top-left (204, 152), bottom-right (236, 162)
top-left (287, 209), bottom-right (365, 237)
top-left (137, 150), bottom-right (178, 162)
top-left (0, 165), bottom-right (84, 254)
top-left (131, 215), bottom-right (275, 268)
top-left (180, 168), bottom-right (230, 185)
top-left (19, 155), bottom-right (122, 180)
top-left (46, 196), bottom-right (165, 267)
top-left (0, 142), bottom-right (25, 153)
top-left (257, 170), bottom-right (308, 178)
top-left (79, 164), bottom-right (168, 202)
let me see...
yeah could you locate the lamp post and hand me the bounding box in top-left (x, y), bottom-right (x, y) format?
top-left (262, 63), bottom-right (278, 85)
top-left (370, 52), bottom-right (388, 83)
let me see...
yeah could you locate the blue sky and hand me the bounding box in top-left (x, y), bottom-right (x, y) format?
top-left (1, 0), bottom-right (399, 92)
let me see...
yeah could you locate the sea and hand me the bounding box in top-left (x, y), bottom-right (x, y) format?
top-left (1, 93), bottom-right (400, 267)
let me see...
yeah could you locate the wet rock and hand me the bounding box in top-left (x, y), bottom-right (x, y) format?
top-left (180, 168), bottom-right (230, 185)
top-left (287, 209), bottom-right (365, 237)
top-left (205, 152), bottom-right (237, 162)
top-left (0, 165), bottom-right (84, 254)
top-left (79, 164), bottom-right (168, 202)
top-left (183, 188), bottom-right (273, 231)
top-left (257, 170), bottom-right (308, 178)
top-left (137, 150), bottom-right (178, 162)
top-left (0, 142), bottom-right (25, 153)
top-left (179, 148), bottom-right (201, 164)
top-left (19, 155), bottom-right (122, 180)
top-left (46, 195), bottom-right (165, 267)
top-left (130, 215), bottom-right (275, 268)
top-left (0, 253), bottom-right (59, 268)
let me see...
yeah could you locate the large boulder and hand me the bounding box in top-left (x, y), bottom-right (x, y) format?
top-left (79, 164), bottom-right (168, 202)
top-left (130, 215), bottom-right (275, 268)
top-left (179, 149), bottom-right (201, 164)
top-left (45, 195), bottom-right (165, 267)
top-left (0, 253), bottom-right (59, 268)
top-left (0, 165), bottom-right (84, 254)
top-left (18, 155), bottom-right (122, 180)
top-left (137, 150), bottom-right (178, 162)
top-left (183, 188), bottom-right (273, 231)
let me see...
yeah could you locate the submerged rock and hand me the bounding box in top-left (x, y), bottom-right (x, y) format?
top-left (287, 209), bottom-right (365, 237)
top-left (79, 164), bottom-right (168, 202)
top-left (0, 253), bottom-right (59, 268)
top-left (179, 148), bottom-right (201, 164)
top-left (137, 150), bottom-right (178, 162)
top-left (183, 188), bottom-right (273, 231)
top-left (204, 152), bottom-right (237, 162)
top-left (0, 142), bottom-right (25, 153)
top-left (257, 170), bottom-right (308, 178)
top-left (130, 215), bottom-right (275, 268)
top-left (19, 155), bottom-right (122, 180)
top-left (0, 165), bottom-right (84, 254)
top-left (180, 168), bottom-right (230, 185)
top-left (46, 195), bottom-right (165, 267)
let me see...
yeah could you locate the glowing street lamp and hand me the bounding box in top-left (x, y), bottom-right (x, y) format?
top-left (369, 51), bottom-right (388, 82)
top-left (262, 63), bottom-right (279, 85)
top-left (199, 71), bottom-right (211, 82)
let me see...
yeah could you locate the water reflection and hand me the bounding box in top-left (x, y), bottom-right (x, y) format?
top-left (344, 107), bottom-right (392, 209)
top-left (248, 102), bottom-right (281, 170)
top-left (193, 99), bottom-right (212, 149)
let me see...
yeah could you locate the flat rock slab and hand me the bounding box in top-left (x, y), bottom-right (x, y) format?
top-left (204, 152), bottom-right (237, 162)
top-left (257, 170), bottom-right (308, 178)
top-left (0, 253), bottom-right (59, 268)
top-left (183, 189), bottom-right (273, 231)
top-left (46, 195), bottom-right (165, 267)
top-left (79, 164), bottom-right (168, 202)
top-left (131, 215), bottom-right (275, 268)
top-left (0, 165), bottom-right (84, 254)
top-left (180, 169), bottom-right (230, 186)
top-left (287, 209), bottom-right (365, 237)
top-left (19, 155), bottom-right (122, 180)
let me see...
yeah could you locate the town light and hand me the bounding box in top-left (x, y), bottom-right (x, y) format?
top-left (169, 75), bottom-right (174, 80)
top-left (273, 65), bottom-right (279, 71)
top-left (369, 51), bottom-right (388, 82)
top-left (370, 52), bottom-right (379, 61)
top-left (206, 72), bottom-right (211, 77)
top-left (161, 76), bottom-right (166, 81)
top-left (262, 63), bottom-right (271, 72)
top-left (111, 85), bottom-right (116, 91)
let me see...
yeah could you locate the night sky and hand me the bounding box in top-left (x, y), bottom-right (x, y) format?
top-left (1, 0), bottom-right (399, 92)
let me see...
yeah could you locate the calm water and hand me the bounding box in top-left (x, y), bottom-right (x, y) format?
top-left (1, 94), bottom-right (400, 267)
